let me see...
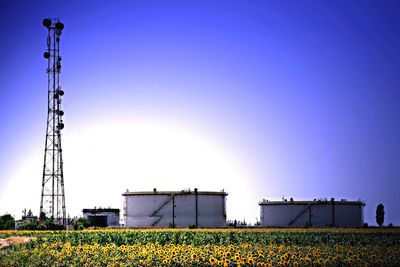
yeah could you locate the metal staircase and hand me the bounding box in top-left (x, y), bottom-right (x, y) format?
top-left (288, 204), bottom-right (310, 226)
top-left (150, 196), bottom-right (173, 226)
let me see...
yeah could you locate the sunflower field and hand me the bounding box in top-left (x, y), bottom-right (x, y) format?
top-left (0, 228), bottom-right (399, 266)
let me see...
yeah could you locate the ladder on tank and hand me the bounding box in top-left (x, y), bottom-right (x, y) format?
top-left (288, 204), bottom-right (311, 226)
top-left (150, 195), bottom-right (174, 226)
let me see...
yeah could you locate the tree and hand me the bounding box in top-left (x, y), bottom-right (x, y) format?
top-left (0, 214), bottom-right (15, 230)
top-left (17, 220), bottom-right (38, 230)
top-left (37, 219), bottom-right (64, 230)
top-left (72, 217), bottom-right (91, 230)
top-left (376, 203), bottom-right (384, 227)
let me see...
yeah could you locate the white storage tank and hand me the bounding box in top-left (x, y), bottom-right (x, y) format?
top-left (82, 208), bottom-right (120, 227)
top-left (259, 198), bottom-right (365, 227)
top-left (123, 189), bottom-right (227, 227)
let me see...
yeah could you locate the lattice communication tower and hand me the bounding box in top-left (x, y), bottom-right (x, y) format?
top-left (40, 18), bottom-right (66, 226)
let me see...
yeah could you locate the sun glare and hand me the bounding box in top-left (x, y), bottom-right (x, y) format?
top-left (62, 119), bottom-right (254, 221)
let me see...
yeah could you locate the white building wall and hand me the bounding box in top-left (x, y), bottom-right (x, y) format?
top-left (197, 195), bottom-right (226, 227)
top-left (334, 204), bottom-right (363, 227)
top-left (311, 204), bottom-right (333, 226)
top-left (106, 212), bottom-right (120, 226)
top-left (125, 194), bottom-right (172, 227)
top-left (174, 195), bottom-right (196, 227)
top-left (261, 204), bottom-right (309, 227)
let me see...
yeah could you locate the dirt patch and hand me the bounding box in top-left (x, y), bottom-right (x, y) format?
top-left (0, 237), bottom-right (36, 249)
top-left (0, 239), bottom-right (8, 249)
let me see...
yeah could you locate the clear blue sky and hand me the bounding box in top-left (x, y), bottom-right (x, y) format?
top-left (1, 0), bottom-right (399, 225)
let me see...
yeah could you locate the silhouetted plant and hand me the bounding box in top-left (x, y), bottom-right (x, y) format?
top-left (0, 214), bottom-right (15, 230)
top-left (376, 203), bottom-right (384, 227)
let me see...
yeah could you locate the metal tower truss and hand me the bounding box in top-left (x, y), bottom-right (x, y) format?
top-left (40, 18), bottom-right (66, 226)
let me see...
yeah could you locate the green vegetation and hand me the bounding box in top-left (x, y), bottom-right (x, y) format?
top-left (0, 228), bottom-right (400, 266)
top-left (0, 214), bottom-right (14, 230)
top-left (72, 217), bottom-right (91, 230)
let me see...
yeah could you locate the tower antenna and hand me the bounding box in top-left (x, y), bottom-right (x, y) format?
top-left (40, 18), bottom-right (67, 227)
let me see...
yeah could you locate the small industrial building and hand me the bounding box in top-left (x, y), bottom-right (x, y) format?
top-left (82, 208), bottom-right (120, 227)
top-left (21, 209), bottom-right (37, 222)
top-left (22, 215), bottom-right (38, 222)
top-left (123, 189), bottom-right (227, 227)
top-left (259, 198), bottom-right (365, 227)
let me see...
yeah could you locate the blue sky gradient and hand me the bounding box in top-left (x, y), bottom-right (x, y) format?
top-left (1, 0), bottom-right (400, 225)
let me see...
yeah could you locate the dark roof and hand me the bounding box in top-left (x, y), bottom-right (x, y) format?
top-left (259, 200), bottom-right (365, 206)
top-left (122, 190), bottom-right (227, 196)
top-left (82, 208), bottom-right (120, 213)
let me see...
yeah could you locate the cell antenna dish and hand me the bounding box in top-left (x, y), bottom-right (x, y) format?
top-left (42, 18), bottom-right (51, 28)
top-left (55, 22), bottom-right (64, 30)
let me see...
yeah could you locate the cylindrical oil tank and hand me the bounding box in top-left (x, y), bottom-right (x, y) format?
top-left (259, 199), bottom-right (365, 227)
top-left (123, 189), bottom-right (227, 227)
